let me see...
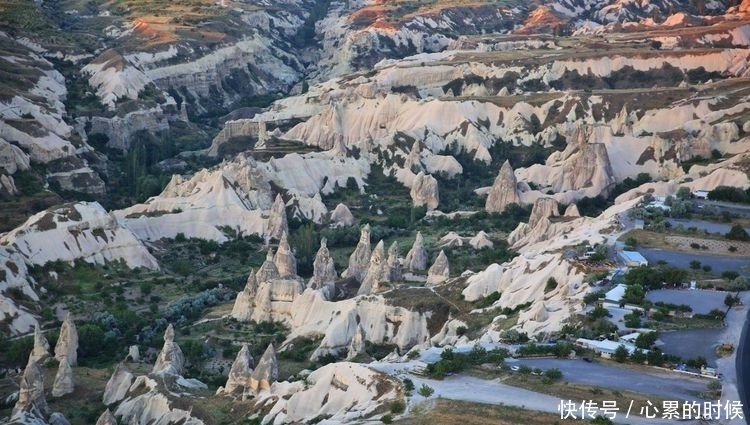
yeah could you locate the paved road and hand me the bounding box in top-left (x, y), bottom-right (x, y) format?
top-left (640, 248), bottom-right (750, 276)
top-left (508, 358), bottom-right (707, 402)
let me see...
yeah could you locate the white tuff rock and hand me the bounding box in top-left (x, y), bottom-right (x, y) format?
top-left (274, 232), bottom-right (297, 278)
top-left (219, 344), bottom-right (254, 395)
top-left (346, 325), bottom-right (367, 361)
top-left (485, 160), bottom-right (521, 213)
top-left (387, 241), bottom-right (402, 283)
top-left (152, 324), bottom-right (185, 376)
top-left (256, 249), bottom-right (280, 284)
top-left (231, 269), bottom-right (257, 322)
top-left (358, 240), bottom-right (389, 295)
top-left (12, 355), bottom-right (48, 419)
top-left (342, 224), bottom-right (371, 282)
top-left (30, 324), bottom-right (50, 364)
top-left (308, 239), bottom-right (337, 298)
top-left (427, 250), bottom-right (450, 285)
top-left (404, 231), bottom-right (428, 272)
top-left (267, 194), bottom-right (289, 241)
top-left (410, 171), bottom-right (439, 210)
top-left (54, 315), bottom-right (78, 366)
top-left (102, 364), bottom-right (134, 405)
top-left (249, 344), bottom-right (278, 394)
top-left (330, 203), bottom-right (355, 227)
top-left (51, 358), bottom-right (74, 397)
top-left (469, 231), bottom-right (494, 249)
top-left (95, 409), bottom-right (117, 425)
top-left (250, 277), bottom-right (305, 324)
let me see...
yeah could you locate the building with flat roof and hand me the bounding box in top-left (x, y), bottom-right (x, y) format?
top-left (619, 250), bottom-right (648, 267)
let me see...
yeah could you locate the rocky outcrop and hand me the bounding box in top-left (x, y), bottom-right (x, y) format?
top-left (274, 232), bottom-right (297, 278)
top-left (267, 194), bottom-right (288, 241)
top-left (564, 203), bottom-right (581, 217)
top-left (95, 409), bottom-right (117, 425)
top-left (256, 249), bottom-right (280, 284)
top-left (249, 344), bottom-right (278, 394)
top-left (251, 277), bottom-right (305, 324)
top-left (427, 250), bottom-right (450, 285)
top-left (127, 345), bottom-right (140, 362)
top-left (358, 240), bottom-right (389, 295)
top-left (404, 232), bottom-right (428, 272)
top-left (485, 160), bottom-right (521, 213)
top-left (54, 315), bottom-right (78, 366)
top-left (152, 324), bottom-right (185, 376)
top-left (1, 202), bottom-right (159, 270)
top-left (30, 324), bottom-right (50, 364)
top-left (507, 196), bottom-right (589, 250)
top-left (342, 224), bottom-right (372, 282)
top-left (528, 197), bottom-right (560, 229)
top-left (387, 241), bottom-right (402, 283)
top-left (346, 325), bottom-right (366, 361)
top-left (103, 364), bottom-right (134, 406)
top-left (330, 203), bottom-right (355, 227)
top-left (231, 270), bottom-right (257, 322)
top-left (410, 172), bottom-right (439, 210)
top-left (308, 239), bottom-right (337, 298)
top-left (12, 355), bottom-right (48, 419)
top-left (51, 359), bottom-right (74, 398)
top-left (469, 231), bottom-right (494, 249)
top-left (218, 344), bottom-right (254, 395)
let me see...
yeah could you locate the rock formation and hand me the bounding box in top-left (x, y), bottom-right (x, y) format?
top-left (469, 231), bottom-right (494, 249)
top-left (342, 224), bottom-right (371, 282)
top-left (528, 197), bottom-right (560, 228)
top-left (51, 358), bottom-right (74, 397)
top-left (404, 231), bottom-right (428, 272)
top-left (267, 194), bottom-right (288, 241)
top-left (330, 203), bottom-right (355, 227)
top-left (256, 249), bottom-right (280, 284)
top-left (95, 409), bottom-right (117, 425)
top-left (251, 273), bottom-right (305, 324)
top-left (346, 325), bottom-right (366, 361)
top-left (54, 315), bottom-right (78, 366)
top-left (387, 241), bottom-right (402, 283)
top-left (30, 324), bottom-right (50, 364)
top-left (508, 196), bottom-right (574, 249)
top-left (127, 345), bottom-right (140, 362)
top-left (274, 232), bottom-right (297, 278)
top-left (152, 324), bottom-right (185, 376)
top-left (103, 364), bottom-right (134, 405)
top-left (231, 269), bottom-right (257, 321)
top-left (12, 355), bottom-right (48, 419)
top-left (427, 250), bottom-right (450, 285)
top-left (358, 240), bottom-right (389, 295)
top-left (249, 344), bottom-right (278, 393)
top-left (485, 160), bottom-right (521, 213)
top-left (564, 203), bottom-right (581, 217)
top-left (308, 239), bottom-right (337, 298)
top-left (410, 171), bottom-right (439, 210)
top-left (219, 344), bottom-right (254, 395)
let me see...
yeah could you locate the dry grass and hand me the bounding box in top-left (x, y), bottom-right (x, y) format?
top-left (620, 229), bottom-right (750, 257)
top-left (394, 398), bottom-right (579, 425)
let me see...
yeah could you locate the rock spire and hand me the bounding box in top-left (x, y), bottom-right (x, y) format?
top-left (30, 324), bottom-right (50, 364)
top-left (410, 171), bottom-right (439, 210)
top-left (220, 344), bottom-right (254, 395)
top-left (358, 240), bottom-right (388, 295)
top-left (309, 238), bottom-right (337, 298)
top-left (249, 344), bottom-right (278, 393)
top-left (274, 232), bottom-right (297, 278)
top-left (427, 250), bottom-right (450, 285)
top-left (51, 358), bottom-right (74, 397)
top-left (152, 324), bottom-right (185, 376)
top-left (485, 160), bottom-right (520, 213)
top-left (267, 194), bottom-right (288, 241)
top-left (231, 269), bottom-right (257, 321)
top-left (12, 355), bottom-right (48, 419)
top-left (342, 224), bottom-right (371, 282)
top-left (404, 231), bottom-right (428, 272)
top-left (54, 315), bottom-right (78, 366)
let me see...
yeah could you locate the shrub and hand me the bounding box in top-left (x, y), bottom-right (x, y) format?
top-left (381, 414), bottom-right (393, 424)
top-left (726, 224), bottom-right (750, 241)
top-left (418, 384), bottom-right (434, 397)
top-left (544, 368), bottom-right (563, 380)
top-left (390, 399), bottom-right (406, 414)
top-left (402, 378), bottom-right (415, 392)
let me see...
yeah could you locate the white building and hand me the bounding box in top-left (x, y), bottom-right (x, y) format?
top-left (619, 250), bottom-right (648, 267)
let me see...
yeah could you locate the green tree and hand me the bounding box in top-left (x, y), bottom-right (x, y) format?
top-left (676, 186), bottom-right (692, 200)
top-left (418, 384), bottom-right (434, 397)
top-left (78, 323), bottom-right (106, 359)
top-left (635, 331), bottom-right (658, 349)
top-left (726, 224), bottom-right (750, 241)
top-left (622, 284), bottom-right (645, 305)
top-left (630, 349), bottom-right (647, 364)
top-left (725, 294), bottom-right (740, 308)
top-left (613, 344), bottom-right (629, 363)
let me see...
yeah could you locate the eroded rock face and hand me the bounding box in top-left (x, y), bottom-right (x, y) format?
top-left (95, 409), bottom-right (117, 425)
top-left (410, 171), bottom-right (439, 210)
top-left (219, 344), bottom-right (254, 395)
top-left (342, 224), bottom-right (371, 282)
top-left (528, 197), bottom-right (560, 229)
top-left (256, 249), bottom-right (280, 284)
top-left (152, 324), bottom-right (185, 377)
top-left (485, 160), bottom-right (521, 213)
top-left (54, 315), bottom-right (78, 366)
top-left (346, 325), bottom-right (366, 361)
top-left (564, 203), bottom-right (581, 217)
top-left (249, 344), bottom-right (278, 393)
top-left (103, 364), bottom-right (134, 405)
top-left (427, 250), bottom-right (450, 285)
top-left (231, 269), bottom-right (257, 322)
top-left (469, 231), bottom-right (493, 249)
top-left (274, 232), bottom-right (297, 278)
top-left (267, 194), bottom-right (288, 241)
top-left (404, 231), bottom-right (428, 272)
top-left (387, 241), bottom-right (402, 283)
top-left (30, 324), bottom-right (50, 364)
top-left (358, 240), bottom-right (389, 295)
top-left (250, 277), bottom-right (305, 324)
top-left (308, 239), bottom-right (337, 298)
top-left (330, 203), bottom-right (355, 227)
top-left (51, 358), bottom-right (74, 398)
top-left (508, 197), bottom-right (570, 249)
top-left (12, 355), bottom-right (48, 419)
